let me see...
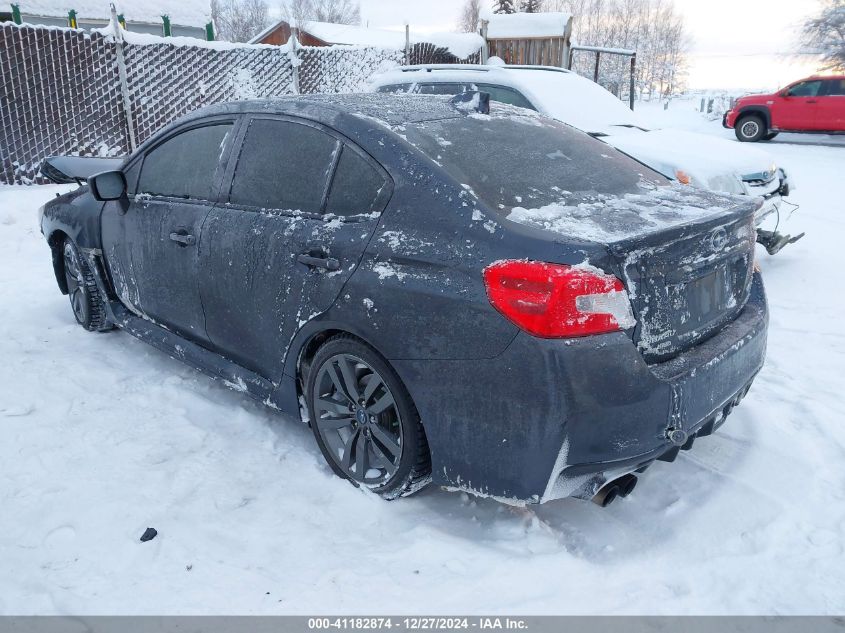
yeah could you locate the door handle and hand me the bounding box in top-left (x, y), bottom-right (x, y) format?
top-left (807, 99), bottom-right (818, 104)
top-left (169, 232), bottom-right (196, 246)
top-left (297, 253), bottom-right (341, 271)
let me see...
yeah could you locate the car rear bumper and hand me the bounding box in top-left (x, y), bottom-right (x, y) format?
top-left (392, 273), bottom-right (768, 504)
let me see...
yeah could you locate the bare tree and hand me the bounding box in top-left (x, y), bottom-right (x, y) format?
top-left (493, 0), bottom-right (517, 14)
top-left (211, 0), bottom-right (270, 42)
top-left (281, 0), bottom-right (313, 31)
top-left (803, 0), bottom-right (845, 71)
top-left (547, 0), bottom-right (690, 98)
top-left (522, 0), bottom-right (543, 11)
top-left (459, 0), bottom-right (482, 32)
top-left (280, 0), bottom-right (361, 28)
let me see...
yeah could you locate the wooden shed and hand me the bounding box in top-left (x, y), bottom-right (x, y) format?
top-left (480, 11), bottom-right (573, 68)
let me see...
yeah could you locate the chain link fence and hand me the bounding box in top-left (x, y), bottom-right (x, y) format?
top-left (0, 23), bottom-right (416, 184)
top-left (0, 26), bottom-right (128, 184)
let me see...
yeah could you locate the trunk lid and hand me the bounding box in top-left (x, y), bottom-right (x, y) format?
top-left (608, 204), bottom-right (756, 362)
top-left (506, 184), bottom-right (759, 362)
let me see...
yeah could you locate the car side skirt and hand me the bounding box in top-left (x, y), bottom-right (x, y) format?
top-left (109, 303), bottom-right (299, 416)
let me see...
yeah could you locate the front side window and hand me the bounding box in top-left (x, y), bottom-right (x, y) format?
top-left (787, 80), bottom-right (822, 97)
top-left (325, 147), bottom-right (389, 217)
top-left (138, 123), bottom-right (232, 199)
top-left (229, 119), bottom-right (338, 213)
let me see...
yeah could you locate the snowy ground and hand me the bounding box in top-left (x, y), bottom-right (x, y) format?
top-left (1, 102), bottom-right (844, 615)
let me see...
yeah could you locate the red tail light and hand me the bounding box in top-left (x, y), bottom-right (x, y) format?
top-left (483, 260), bottom-right (636, 338)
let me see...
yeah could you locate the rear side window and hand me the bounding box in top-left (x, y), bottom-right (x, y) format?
top-left (229, 119), bottom-right (338, 212)
top-left (476, 84), bottom-right (537, 110)
top-left (417, 83), bottom-right (467, 95)
top-left (823, 79), bottom-right (845, 96)
top-left (325, 147), bottom-right (389, 217)
top-left (377, 84), bottom-right (412, 94)
top-left (138, 123), bottom-right (232, 200)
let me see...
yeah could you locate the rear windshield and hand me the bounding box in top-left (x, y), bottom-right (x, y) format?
top-left (400, 108), bottom-right (666, 213)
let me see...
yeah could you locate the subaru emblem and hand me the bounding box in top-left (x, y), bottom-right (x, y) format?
top-left (710, 228), bottom-right (728, 252)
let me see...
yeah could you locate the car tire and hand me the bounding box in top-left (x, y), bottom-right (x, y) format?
top-left (735, 115), bottom-right (766, 142)
top-left (306, 334), bottom-right (431, 500)
top-left (62, 238), bottom-right (111, 332)
top-left (761, 132), bottom-right (779, 141)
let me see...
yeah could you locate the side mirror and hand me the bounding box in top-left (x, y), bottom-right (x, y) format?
top-left (88, 170), bottom-right (127, 201)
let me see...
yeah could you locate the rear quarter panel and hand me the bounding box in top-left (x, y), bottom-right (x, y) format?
top-left (316, 133), bottom-right (612, 363)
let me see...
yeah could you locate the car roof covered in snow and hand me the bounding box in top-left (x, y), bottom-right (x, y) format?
top-left (369, 64), bottom-right (645, 135)
top-left (136, 94), bottom-right (475, 159)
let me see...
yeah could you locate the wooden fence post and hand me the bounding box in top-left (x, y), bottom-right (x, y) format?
top-left (561, 15), bottom-right (573, 68)
top-left (11, 3), bottom-right (21, 24)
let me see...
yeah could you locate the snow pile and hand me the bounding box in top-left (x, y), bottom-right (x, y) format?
top-left (18, 0), bottom-right (210, 27)
top-left (506, 183), bottom-right (743, 243)
top-left (481, 11), bottom-right (573, 38)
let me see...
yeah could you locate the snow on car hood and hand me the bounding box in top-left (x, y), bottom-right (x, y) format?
top-left (518, 71), bottom-right (645, 135)
top-left (505, 181), bottom-right (756, 244)
top-left (601, 128), bottom-right (778, 194)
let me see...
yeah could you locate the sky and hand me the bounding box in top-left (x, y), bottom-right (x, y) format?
top-left (356, 0), bottom-right (824, 92)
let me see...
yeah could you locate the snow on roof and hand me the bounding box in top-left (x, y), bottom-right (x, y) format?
top-left (482, 12), bottom-right (572, 39)
top-left (17, 0), bottom-right (210, 27)
top-left (368, 65), bottom-right (641, 136)
top-left (251, 20), bottom-right (483, 60)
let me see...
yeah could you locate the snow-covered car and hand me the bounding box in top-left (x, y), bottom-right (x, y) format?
top-left (370, 64), bottom-right (800, 253)
top-left (39, 94), bottom-right (768, 507)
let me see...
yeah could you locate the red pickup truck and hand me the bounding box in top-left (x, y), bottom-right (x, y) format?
top-left (724, 75), bottom-right (845, 141)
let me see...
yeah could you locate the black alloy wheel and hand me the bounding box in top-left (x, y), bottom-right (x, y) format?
top-left (63, 240), bottom-right (90, 326)
top-left (313, 352), bottom-right (403, 485)
top-left (307, 335), bottom-right (431, 498)
top-left (61, 238), bottom-right (111, 331)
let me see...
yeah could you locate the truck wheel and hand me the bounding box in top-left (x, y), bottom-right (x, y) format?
top-left (306, 334), bottom-right (431, 500)
top-left (62, 238), bottom-right (112, 332)
top-left (735, 115), bottom-right (766, 142)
